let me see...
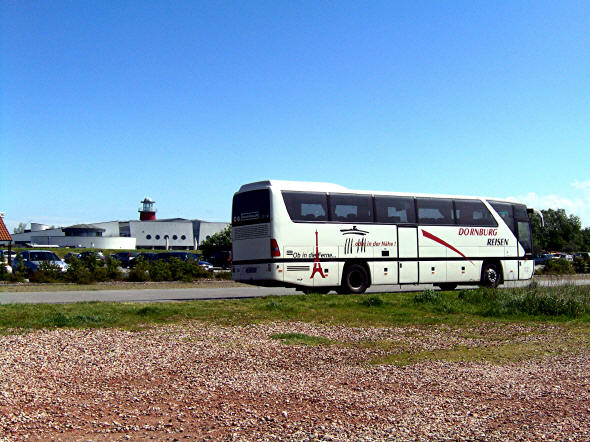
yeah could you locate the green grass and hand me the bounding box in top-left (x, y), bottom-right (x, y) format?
top-left (2, 286), bottom-right (589, 368)
top-left (0, 285), bottom-right (588, 334)
top-left (369, 326), bottom-right (590, 366)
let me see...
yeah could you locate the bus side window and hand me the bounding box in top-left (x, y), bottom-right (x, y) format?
top-left (416, 198), bottom-right (454, 225)
top-left (454, 200), bottom-right (498, 227)
top-left (375, 196), bottom-right (415, 224)
top-left (489, 201), bottom-right (515, 234)
top-left (329, 194), bottom-right (373, 223)
top-left (282, 192), bottom-right (328, 222)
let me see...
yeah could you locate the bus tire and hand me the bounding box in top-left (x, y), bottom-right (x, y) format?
top-left (437, 283), bottom-right (457, 291)
top-left (341, 264), bottom-right (370, 294)
top-left (481, 262), bottom-right (501, 288)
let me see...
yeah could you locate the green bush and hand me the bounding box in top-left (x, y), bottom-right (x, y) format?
top-left (128, 258), bottom-right (150, 282)
top-left (65, 257), bottom-right (95, 284)
top-left (148, 259), bottom-right (173, 281)
top-left (573, 257), bottom-right (589, 274)
top-left (183, 260), bottom-right (214, 280)
top-left (215, 271), bottom-right (233, 280)
top-left (105, 256), bottom-right (122, 280)
top-left (29, 261), bottom-right (64, 283)
top-left (454, 283), bottom-right (589, 318)
top-left (540, 259), bottom-right (575, 275)
top-left (414, 289), bottom-right (441, 304)
top-left (0, 264), bottom-right (22, 282)
top-left (361, 296), bottom-right (384, 307)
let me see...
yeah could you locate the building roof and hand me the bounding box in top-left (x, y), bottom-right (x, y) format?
top-left (63, 224), bottom-right (106, 232)
top-left (0, 217), bottom-right (12, 241)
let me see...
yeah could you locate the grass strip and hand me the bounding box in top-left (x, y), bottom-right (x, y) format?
top-left (369, 327), bottom-right (590, 366)
top-left (0, 285), bottom-right (588, 334)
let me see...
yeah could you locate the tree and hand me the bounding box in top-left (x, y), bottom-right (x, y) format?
top-left (531, 209), bottom-right (584, 252)
top-left (581, 228), bottom-right (590, 251)
top-left (13, 222), bottom-right (27, 234)
top-left (199, 226), bottom-right (231, 257)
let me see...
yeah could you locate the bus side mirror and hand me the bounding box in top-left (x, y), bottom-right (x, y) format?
top-left (527, 208), bottom-right (544, 227)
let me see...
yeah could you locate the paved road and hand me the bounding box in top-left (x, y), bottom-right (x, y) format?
top-left (0, 278), bottom-right (588, 304)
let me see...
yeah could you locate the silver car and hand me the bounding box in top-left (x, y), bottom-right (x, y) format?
top-left (14, 250), bottom-right (69, 272)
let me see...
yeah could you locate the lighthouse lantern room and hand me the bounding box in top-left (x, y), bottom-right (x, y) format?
top-left (139, 197), bottom-right (157, 221)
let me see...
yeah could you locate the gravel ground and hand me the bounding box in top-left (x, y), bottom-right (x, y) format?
top-left (1, 322), bottom-right (589, 441)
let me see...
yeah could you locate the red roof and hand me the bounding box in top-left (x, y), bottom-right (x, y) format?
top-left (0, 217), bottom-right (12, 242)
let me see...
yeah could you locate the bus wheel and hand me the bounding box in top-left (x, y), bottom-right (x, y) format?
top-left (437, 283), bottom-right (457, 291)
top-left (341, 264), bottom-right (369, 294)
top-left (481, 262), bottom-right (501, 288)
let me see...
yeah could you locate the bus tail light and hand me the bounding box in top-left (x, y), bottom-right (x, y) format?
top-left (270, 239), bottom-right (281, 257)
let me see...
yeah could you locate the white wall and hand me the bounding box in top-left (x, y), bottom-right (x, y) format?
top-left (92, 221), bottom-right (121, 237)
top-left (30, 236), bottom-right (136, 249)
top-left (130, 221), bottom-right (194, 249)
top-left (195, 222), bottom-right (229, 245)
top-left (12, 228), bottom-right (65, 243)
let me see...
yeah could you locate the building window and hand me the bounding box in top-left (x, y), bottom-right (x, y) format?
top-left (155, 235), bottom-right (160, 240)
top-left (181, 235), bottom-right (186, 240)
top-left (146, 234), bottom-right (152, 240)
top-left (173, 235), bottom-right (178, 240)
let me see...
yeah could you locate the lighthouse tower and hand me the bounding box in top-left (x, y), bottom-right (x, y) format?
top-left (139, 197), bottom-right (157, 221)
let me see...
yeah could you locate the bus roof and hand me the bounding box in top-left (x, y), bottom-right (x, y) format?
top-left (236, 180), bottom-right (524, 205)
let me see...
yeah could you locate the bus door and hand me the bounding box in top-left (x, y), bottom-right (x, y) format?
top-left (514, 205), bottom-right (534, 279)
top-left (398, 226), bottom-right (418, 283)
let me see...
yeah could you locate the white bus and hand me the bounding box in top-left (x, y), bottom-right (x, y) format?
top-left (231, 180), bottom-right (539, 294)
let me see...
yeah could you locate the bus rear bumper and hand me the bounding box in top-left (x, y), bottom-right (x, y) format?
top-left (232, 263), bottom-right (283, 284)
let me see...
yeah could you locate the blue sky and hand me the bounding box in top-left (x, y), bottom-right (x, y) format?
top-left (1, 1), bottom-right (589, 231)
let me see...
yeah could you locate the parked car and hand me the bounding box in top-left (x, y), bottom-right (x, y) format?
top-left (198, 260), bottom-right (214, 271)
top-left (129, 252), bottom-right (158, 267)
top-left (110, 251), bottom-right (140, 268)
top-left (207, 250), bottom-right (232, 269)
top-left (534, 254), bottom-right (549, 266)
top-left (155, 251), bottom-right (200, 262)
top-left (13, 250), bottom-right (69, 272)
top-left (63, 252), bottom-right (81, 263)
top-left (575, 252), bottom-right (590, 259)
top-left (79, 251), bottom-right (106, 262)
top-left (550, 252), bottom-right (574, 261)
top-left (1, 249), bottom-right (16, 263)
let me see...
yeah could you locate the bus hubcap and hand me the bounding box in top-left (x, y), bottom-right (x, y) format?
top-left (487, 268), bottom-right (497, 283)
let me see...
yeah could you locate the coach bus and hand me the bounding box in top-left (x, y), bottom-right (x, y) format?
top-left (231, 180), bottom-right (540, 294)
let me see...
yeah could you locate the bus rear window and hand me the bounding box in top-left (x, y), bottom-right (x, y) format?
top-left (232, 189), bottom-right (271, 226)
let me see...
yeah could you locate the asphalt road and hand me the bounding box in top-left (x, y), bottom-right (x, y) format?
top-left (0, 278), bottom-right (588, 304)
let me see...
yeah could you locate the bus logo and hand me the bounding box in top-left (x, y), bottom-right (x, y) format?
top-left (340, 226), bottom-right (369, 236)
top-left (310, 230), bottom-right (326, 279)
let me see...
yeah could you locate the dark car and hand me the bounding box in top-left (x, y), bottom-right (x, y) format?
top-left (534, 254), bottom-right (549, 265)
top-left (208, 251), bottom-right (232, 269)
top-left (110, 251), bottom-right (140, 268)
top-left (63, 252), bottom-right (81, 263)
top-left (129, 252), bottom-right (158, 267)
top-left (155, 252), bottom-right (199, 262)
top-left (79, 251), bottom-right (106, 262)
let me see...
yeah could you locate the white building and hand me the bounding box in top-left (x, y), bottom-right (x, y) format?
top-left (12, 220), bottom-right (228, 250)
top-left (11, 198), bottom-right (229, 250)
